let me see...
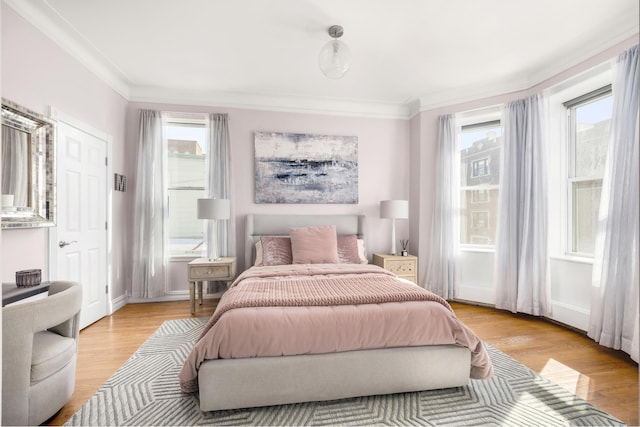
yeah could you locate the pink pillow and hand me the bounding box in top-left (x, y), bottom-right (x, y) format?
top-left (290, 225), bottom-right (339, 264)
top-left (260, 236), bottom-right (292, 266)
top-left (337, 235), bottom-right (362, 264)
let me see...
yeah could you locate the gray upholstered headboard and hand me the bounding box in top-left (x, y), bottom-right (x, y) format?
top-left (245, 214), bottom-right (366, 267)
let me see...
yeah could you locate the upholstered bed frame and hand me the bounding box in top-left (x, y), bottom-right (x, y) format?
top-left (197, 214), bottom-right (472, 412)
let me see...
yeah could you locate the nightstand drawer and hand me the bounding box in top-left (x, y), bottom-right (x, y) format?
top-left (372, 253), bottom-right (418, 285)
top-left (189, 265), bottom-right (232, 280)
top-left (385, 260), bottom-right (416, 275)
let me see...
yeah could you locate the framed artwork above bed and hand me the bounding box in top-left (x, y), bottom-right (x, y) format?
top-left (254, 131), bottom-right (358, 204)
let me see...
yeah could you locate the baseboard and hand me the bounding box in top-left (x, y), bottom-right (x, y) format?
top-left (456, 285), bottom-right (493, 305)
top-left (110, 294), bottom-right (128, 314)
top-left (549, 301), bottom-right (589, 332)
top-left (452, 298), bottom-right (589, 334)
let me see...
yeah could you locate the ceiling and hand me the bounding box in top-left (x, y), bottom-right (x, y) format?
top-left (5, 0), bottom-right (639, 117)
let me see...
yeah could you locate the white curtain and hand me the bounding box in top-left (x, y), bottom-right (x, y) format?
top-left (425, 114), bottom-right (458, 299)
top-left (494, 94), bottom-right (550, 316)
top-left (588, 45), bottom-right (639, 362)
top-left (131, 110), bottom-right (168, 299)
top-left (206, 114), bottom-right (235, 260)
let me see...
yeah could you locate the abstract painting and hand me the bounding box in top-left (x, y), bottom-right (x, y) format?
top-left (255, 131), bottom-right (358, 204)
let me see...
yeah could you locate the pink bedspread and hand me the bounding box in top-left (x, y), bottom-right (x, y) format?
top-left (179, 264), bottom-right (493, 393)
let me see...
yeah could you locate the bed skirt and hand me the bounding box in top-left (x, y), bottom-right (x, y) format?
top-left (198, 344), bottom-right (471, 411)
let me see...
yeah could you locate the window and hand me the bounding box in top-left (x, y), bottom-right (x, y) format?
top-left (565, 86), bottom-right (612, 255)
top-left (471, 189), bottom-right (489, 203)
top-left (472, 211), bottom-right (489, 229)
top-left (165, 116), bottom-right (208, 256)
top-left (459, 120), bottom-right (502, 247)
top-left (472, 158), bottom-right (489, 177)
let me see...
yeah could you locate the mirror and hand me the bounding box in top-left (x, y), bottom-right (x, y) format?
top-left (1, 99), bottom-right (56, 228)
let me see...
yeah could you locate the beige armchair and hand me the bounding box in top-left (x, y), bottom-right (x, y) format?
top-left (2, 281), bottom-right (82, 426)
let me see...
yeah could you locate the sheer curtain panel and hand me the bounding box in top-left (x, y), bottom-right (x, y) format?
top-left (494, 94), bottom-right (550, 316)
top-left (425, 114), bottom-right (458, 299)
top-left (131, 110), bottom-right (168, 299)
top-left (588, 45), bottom-right (639, 362)
top-left (206, 114), bottom-right (235, 262)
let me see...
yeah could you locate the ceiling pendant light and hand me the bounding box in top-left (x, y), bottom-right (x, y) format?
top-left (319, 25), bottom-right (351, 79)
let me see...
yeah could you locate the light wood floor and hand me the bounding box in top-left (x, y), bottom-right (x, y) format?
top-left (47, 300), bottom-right (638, 426)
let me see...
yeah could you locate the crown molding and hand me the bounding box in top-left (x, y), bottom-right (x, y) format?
top-left (3, 0), bottom-right (132, 99)
top-left (129, 87), bottom-right (411, 120)
top-left (412, 31), bottom-right (639, 115)
top-left (410, 75), bottom-right (531, 117)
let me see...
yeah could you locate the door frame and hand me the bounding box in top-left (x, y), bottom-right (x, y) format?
top-left (48, 107), bottom-right (113, 317)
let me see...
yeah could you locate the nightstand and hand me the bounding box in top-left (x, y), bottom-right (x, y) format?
top-left (188, 257), bottom-right (237, 315)
top-left (372, 253), bottom-right (418, 285)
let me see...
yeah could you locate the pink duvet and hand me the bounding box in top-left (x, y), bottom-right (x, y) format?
top-left (180, 264), bottom-right (493, 393)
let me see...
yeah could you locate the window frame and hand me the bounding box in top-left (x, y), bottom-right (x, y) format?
top-left (471, 158), bottom-right (489, 177)
top-left (564, 85), bottom-right (612, 257)
top-left (164, 114), bottom-right (209, 258)
top-left (457, 113), bottom-right (503, 250)
top-left (471, 189), bottom-right (489, 203)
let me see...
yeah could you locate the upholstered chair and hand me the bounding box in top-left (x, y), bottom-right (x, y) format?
top-left (2, 281), bottom-right (82, 426)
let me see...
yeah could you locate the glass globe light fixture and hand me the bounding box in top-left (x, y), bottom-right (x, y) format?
top-left (319, 25), bottom-right (351, 79)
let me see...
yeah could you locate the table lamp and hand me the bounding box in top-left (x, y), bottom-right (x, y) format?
top-left (197, 198), bottom-right (231, 260)
top-left (380, 200), bottom-right (408, 255)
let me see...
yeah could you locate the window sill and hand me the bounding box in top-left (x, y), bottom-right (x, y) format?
top-left (169, 252), bottom-right (205, 260)
top-left (459, 247), bottom-right (495, 254)
top-left (549, 255), bottom-right (594, 265)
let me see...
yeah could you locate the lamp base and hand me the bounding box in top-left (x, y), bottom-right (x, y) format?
top-left (389, 219), bottom-right (397, 256)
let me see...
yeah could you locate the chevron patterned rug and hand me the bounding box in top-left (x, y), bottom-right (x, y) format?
top-left (64, 318), bottom-right (624, 426)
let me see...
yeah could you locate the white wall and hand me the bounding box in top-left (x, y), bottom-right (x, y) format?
top-left (1, 7), bottom-right (128, 298)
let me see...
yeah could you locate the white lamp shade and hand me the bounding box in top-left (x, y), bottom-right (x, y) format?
top-left (380, 200), bottom-right (408, 219)
top-left (197, 198), bottom-right (230, 220)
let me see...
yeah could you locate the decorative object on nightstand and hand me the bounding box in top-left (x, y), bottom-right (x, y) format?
top-left (187, 257), bottom-right (237, 315)
top-left (400, 240), bottom-right (409, 256)
top-left (380, 200), bottom-right (408, 255)
top-left (197, 198), bottom-right (231, 260)
top-left (373, 253), bottom-right (418, 285)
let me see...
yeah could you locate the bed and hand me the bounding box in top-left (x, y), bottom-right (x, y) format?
top-left (180, 214), bottom-right (493, 412)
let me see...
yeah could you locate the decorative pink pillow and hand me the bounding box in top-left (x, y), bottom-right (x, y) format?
top-left (337, 235), bottom-right (362, 264)
top-left (290, 225), bottom-right (339, 264)
top-left (260, 236), bottom-right (293, 266)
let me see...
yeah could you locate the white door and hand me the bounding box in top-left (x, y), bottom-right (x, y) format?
top-left (54, 121), bottom-right (109, 329)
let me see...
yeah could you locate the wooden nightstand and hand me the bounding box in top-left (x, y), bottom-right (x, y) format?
top-left (372, 253), bottom-right (418, 285)
top-left (188, 257), bottom-right (237, 315)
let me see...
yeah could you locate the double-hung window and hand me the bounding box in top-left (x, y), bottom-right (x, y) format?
top-left (564, 86), bottom-right (612, 256)
top-left (459, 120), bottom-right (502, 247)
top-left (165, 114), bottom-right (209, 256)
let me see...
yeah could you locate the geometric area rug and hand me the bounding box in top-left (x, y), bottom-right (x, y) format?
top-left (64, 318), bottom-right (625, 426)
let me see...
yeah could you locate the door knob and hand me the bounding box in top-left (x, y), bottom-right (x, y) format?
top-left (58, 240), bottom-right (78, 248)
